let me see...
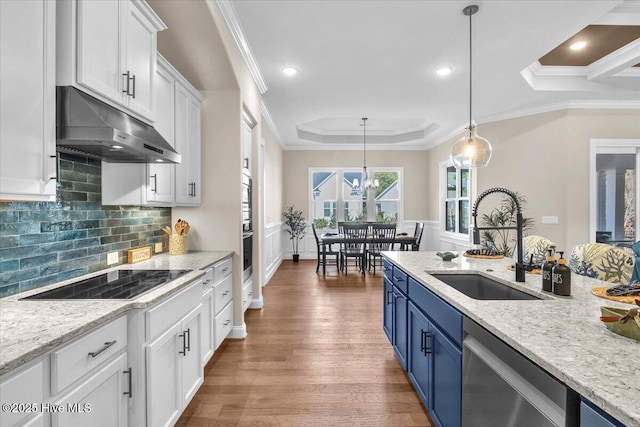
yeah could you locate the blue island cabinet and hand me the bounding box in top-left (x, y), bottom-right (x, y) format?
top-left (580, 399), bottom-right (625, 427)
top-left (383, 258), bottom-right (462, 427)
top-left (382, 259), bottom-right (408, 370)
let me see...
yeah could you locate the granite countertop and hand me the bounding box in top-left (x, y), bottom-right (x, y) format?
top-left (382, 251), bottom-right (639, 427)
top-left (0, 250), bottom-right (233, 376)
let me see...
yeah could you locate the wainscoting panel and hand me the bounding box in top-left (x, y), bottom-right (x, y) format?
top-left (264, 222), bottom-right (285, 285)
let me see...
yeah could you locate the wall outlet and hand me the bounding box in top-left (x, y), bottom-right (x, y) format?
top-left (154, 242), bottom-right (163, 253)
top-left (107, 251), bottom-right (119, 265)
top-left (541, 216), bottom-right (559, 225)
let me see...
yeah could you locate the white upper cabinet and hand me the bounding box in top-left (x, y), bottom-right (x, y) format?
top-left (57, 0), bottom-right (166, 123)
top-left (165, 58), bottom-right (203, 207)
top-left (0, 0), bottom-right (57, 201)
top-left (101, 55), bottom-right (202, 207)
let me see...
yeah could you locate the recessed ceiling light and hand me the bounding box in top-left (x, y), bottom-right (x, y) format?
top-left (569, 41), bottom-right (587, 51)
top-left (111, 145), bottom-right (123, 150)
top-left (435, 66), bottom-right (453, 76)
top-left (281, 66), bottom-right (298, 76)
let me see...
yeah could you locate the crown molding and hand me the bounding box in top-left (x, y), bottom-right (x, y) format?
top-left (478, 99), bottom-right (640, 126)
top-left (428, 99), bottom-right (640, 150)
top-left (216, 0), bottom-right (268, 94)
top-left (260, 101), bottom-right (284, 148)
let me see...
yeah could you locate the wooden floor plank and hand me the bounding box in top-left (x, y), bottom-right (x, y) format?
top-left (177, 260), bottom-right (433, 426)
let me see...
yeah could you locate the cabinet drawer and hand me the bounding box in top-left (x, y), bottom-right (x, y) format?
top-left (383, 258), bottom-right (393, 280)
top-left (213, 257), bottom-right (232, 283)
top-left (202, 267), bottom-right (214, 289)
top-left (391, 265), bottom-right (408, 294)
top-left (0, 360), bottom-right (44, 427)
top-left (214, 301), bottom-right (233, 349)
top-left (408, 277), bottom-right (462, 347)
top-left (214, 274), bottom-right (233, 315)
top-left (146, 279), bottom-right (202, 341)
top-left (51, 316), bottom-right (127, 395)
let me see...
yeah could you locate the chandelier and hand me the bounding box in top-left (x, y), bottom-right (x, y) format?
top-left (352, 117), bottom-right (379, 194)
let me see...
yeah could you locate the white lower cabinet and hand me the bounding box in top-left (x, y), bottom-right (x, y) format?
top-left (201, 268), bottom-right (215, 364)
top-left (146, 279), bottom-right (203, 427)
top-left (242, 278), bottom-right (253, 312)
top-left (52, 352), bottom-right (129, 427)
top-left (0, 316), bottom-right (129, 427)
top-left (211, 257), bottom-right (234, 350)
top-left (0, 360), bottom-right (45, 427)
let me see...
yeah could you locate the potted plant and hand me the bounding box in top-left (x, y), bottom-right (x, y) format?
top-left (283, 205), bottom-right (307, 262)
top-left (479, 192), bottom-right (534, 256)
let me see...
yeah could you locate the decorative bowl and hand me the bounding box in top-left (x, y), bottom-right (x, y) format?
top-left (600, 306), bottom-right (640, 342)
top-left (436, 251), bottom-right (458, 261)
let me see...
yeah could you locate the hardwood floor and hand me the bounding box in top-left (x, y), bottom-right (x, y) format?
top-left (177, 260), bottom-right (433, 426)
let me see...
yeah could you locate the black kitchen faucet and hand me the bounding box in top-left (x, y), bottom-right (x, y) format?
top-left (472, 187), bottom-right (525, 282)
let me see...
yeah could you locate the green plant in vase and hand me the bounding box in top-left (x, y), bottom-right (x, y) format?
top-left (283, 205), bottom-right (307, 262)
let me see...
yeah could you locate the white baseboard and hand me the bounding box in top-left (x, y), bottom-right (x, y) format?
top-left (249, 296), bottom-right (264, 309)
top-left (229, 323), bottom-right (247, 339)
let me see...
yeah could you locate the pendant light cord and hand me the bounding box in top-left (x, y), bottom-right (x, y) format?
top-left (362, 117), bottom-right (367, 168)
top-left (469, 8), bottom-right (472, 129)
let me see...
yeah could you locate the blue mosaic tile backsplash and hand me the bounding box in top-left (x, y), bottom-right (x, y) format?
top-left (0, 153), bottom-right (171, 298)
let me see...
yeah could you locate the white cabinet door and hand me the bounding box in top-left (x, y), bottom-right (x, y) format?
top-left (52, 352), bottom-right (129, 427)
top-left (0, 0), bottom-right (56, 201)
top-left (181, 307), bottom-right (203, 406)
top-left (146, 322), bottom-right (182, 427)
top-left (123, 0), bottom-right (155, 120)
top-left (146, 163), bottom-right (174, 204)
top-left (174, 81), bottom-right (202, 206)
top-left (76, 0), bottom-right (122, 105)
top-left (201, 287), bottom-right (215, 364)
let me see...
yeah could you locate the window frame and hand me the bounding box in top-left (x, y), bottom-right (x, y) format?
top-left (308, 167), bottom-right (404, 230)
top-left (439, 160), bottom-right (472, 241)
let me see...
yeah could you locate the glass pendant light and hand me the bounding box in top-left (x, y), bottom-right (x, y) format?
top-left (450, 5), bottom-right (492, 169)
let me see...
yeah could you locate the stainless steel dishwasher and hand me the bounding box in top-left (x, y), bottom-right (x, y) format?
top-left (462, 318), bottom-right (579, 427)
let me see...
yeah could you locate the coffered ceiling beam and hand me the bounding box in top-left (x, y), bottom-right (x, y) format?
top-left (587, 38), bottom-right (640, 81)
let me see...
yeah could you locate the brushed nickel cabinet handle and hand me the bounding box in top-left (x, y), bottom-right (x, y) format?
top-left (88, 340), bottom-right (116, 358)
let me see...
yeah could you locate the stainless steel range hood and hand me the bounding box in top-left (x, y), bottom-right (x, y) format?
top-left (56, 86), bottom-right (181, 164)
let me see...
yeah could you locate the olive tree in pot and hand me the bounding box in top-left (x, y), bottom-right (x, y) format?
top-left (283, 205), bottom-right (307, 262)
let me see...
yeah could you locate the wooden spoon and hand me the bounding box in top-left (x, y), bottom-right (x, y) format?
top-left (162, 226), bottom-right (172, 235)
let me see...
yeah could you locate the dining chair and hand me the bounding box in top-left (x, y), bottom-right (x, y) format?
top-left (515, 235), bottom-right (555, 265)
top-left (411, 222), bottom-right (424, 251)
top-left (368, 223), bottom-right (396, 273)
top-left (568, 242), bottom-right (635, 284)
top-left (340, 223), bottom-right (368, 275)
top-left (312, 223), bottom-right (339, 273)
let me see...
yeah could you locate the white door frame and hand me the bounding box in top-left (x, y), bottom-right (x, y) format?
top-left (589, 138), bottom-right (640, 243)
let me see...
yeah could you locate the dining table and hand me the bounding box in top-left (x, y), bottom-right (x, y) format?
top-left (319, 233), bottom-right (418, 275)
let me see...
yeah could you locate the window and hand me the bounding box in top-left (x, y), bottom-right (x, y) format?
top-left (441, 163), bottom-right (470, 236)
top-left (310, 168), bottom-right (403, 230)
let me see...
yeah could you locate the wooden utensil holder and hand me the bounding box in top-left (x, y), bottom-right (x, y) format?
top-left (169, 234), bottom-right (187, 255)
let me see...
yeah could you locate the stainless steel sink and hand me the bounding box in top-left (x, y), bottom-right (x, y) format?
top-left (430, 274), bottom-right (542, 300)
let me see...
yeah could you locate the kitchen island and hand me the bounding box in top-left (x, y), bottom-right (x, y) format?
top-left (383, 251), bottom-right (639, 427)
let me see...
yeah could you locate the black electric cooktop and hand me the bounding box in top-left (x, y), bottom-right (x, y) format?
top-left (22, 270), bottom-right (191, 300)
